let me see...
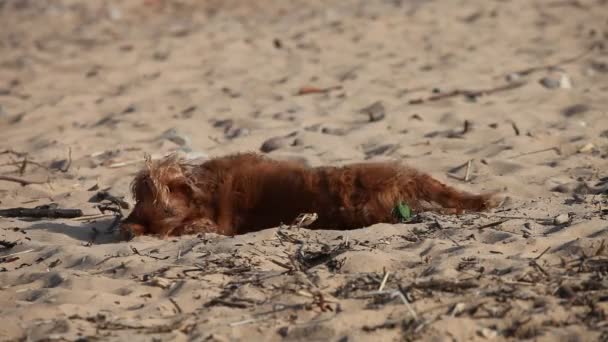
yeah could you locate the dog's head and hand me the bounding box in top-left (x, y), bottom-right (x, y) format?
top-left (120, 154), bottom-right (196, 239)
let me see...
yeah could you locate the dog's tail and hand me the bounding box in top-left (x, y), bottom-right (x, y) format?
top-left (414, 173), bottom-right (499, 213)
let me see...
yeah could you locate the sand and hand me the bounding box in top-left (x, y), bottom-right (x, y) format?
top-left (1, 0), bottom-right (608, 341)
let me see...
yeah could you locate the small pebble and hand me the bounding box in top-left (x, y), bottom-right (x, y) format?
top-left (559, 73), bottom-right (572, 88)
top-left (505, 72), bottom-right (521, 82)
top-left (449, 302), bottom-right (466, 316)
top-left (478, 328), bottom-right (497, 339)
top-left (160, 128), bottom-right (191, 147)
top-left (578, 143), bottom-right (596, 153)
top-left (539, 76), bottom-right (560, 89)
top-left (561, 103), bottom-right (589, 117)
top-left (260, 134), bottom-right (295, 153)
top-left (360, 101), bottom-right (385, 122)
top-left (226, 127), bottom-right (249, 139)
top-left (539, 72), bottom-right (572, 89)
top-left (553, 213), bottom-right (570, 225)
top-left (321, 127), bottom-right (347, 136)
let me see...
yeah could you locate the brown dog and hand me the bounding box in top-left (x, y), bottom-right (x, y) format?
top-left (120, 152), bottom-right (496, 238)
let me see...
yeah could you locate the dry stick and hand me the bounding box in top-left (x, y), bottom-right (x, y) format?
top-left (507, 147), bottom-right (558, 159)
top-left (296, 85), bottom-right (342, 96)
top-left (60, 147), bottom-right (72, 173)
top-left (509, 121), bottom-right (520, 136)
top-left (508, 43), bottom-right (599, 77)
top-left (0, 175), bottom-right (47, 186)
top-left (410, 279), bottom-right (478, 291)
top-left (447, 159), bottom-right (473, 182)
top-left (0, 207), bottom-right (83, 218)
top-left (0, 149), bottom-right (27, 158)
top-left (464, 160), bottom-right (472, 182)
top-left (229, 317), bottom-right (269, 327)
top-left (529, 259), bottom-right (550, 279)
top-left (18, 157), bottom-right (27, 175)
top-left (169, 298), bottom-right (182, 314)
top-left (0, 248), bottom-right (35, 258)
top-left (408, 81), bottom-right (526, 105)
top-left (482, 214), bottom-right (554, 225)
top-left (73, 214), bottom-right (115, 221)
top-left (0, 160), bottom-right (49, 170)
top-left (476, 219), bottom-right (510, 230)
top-left (378, 271), bottom-right (390, 292)
top-left (534, 246), bottom-right (551, 260)
top-left (108, 160), bottom-right (142, 168)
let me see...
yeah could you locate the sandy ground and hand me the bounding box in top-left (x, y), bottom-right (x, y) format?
top-left (1, 0), bottom-right (608, 341)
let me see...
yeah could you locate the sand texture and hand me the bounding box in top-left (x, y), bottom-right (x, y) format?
top-left (1, 0), bottom-right (608, 341)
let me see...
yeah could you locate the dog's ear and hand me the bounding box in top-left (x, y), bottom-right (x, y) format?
top-left (131, 153), bottom-right (191, 208)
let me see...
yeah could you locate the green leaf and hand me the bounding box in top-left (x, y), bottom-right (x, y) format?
top-left (394, 202), bottom-right (412, 221)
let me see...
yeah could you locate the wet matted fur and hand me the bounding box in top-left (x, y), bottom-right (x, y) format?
top-left (120, 152), bottom-right (497, 238)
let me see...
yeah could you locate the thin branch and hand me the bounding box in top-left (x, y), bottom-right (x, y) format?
top-left (0, 175), bottom-right (47, 186)
top-left (408, 81), bottom-right (526, 105)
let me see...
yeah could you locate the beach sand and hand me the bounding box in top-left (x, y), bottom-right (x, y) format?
top-left (1, 0), bottom-right (608, 340)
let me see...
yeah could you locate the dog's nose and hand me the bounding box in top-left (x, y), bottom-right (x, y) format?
top-left (119, 222), bottom-right (145, 241)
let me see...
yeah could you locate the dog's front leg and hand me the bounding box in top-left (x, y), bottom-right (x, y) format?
top-left (169, 218), bottom-right (221, 236)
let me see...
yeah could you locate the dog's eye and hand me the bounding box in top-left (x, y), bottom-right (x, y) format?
top-left (163, 207), bottom-right (176, 216)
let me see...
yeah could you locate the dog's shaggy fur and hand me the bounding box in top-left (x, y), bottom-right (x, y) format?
top-left (120, 153), bottom-right (497, 238)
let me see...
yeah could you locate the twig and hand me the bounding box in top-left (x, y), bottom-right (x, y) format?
top-left (447, 160), bottom-right (474, 182)
top-left (108, 160), bottom-right (143, 168)
top-left (0, 175), bottom-right (47, 186)
top-left (408, 279), bottom-right (479, 292)
top-left (0, 207), bottom-right (83, 218)
top-left (509, 121), bottom-right (520, 136)
top-left (534, 246), bottom-right (551, 260)
top-left (18, 157), bottom-right (27, 175)
top-left (481, 214), bottom-right (552, 223)
top-left (529, 259), bottom-right (550, 279)
top-left (205, 299), bottom-right (250, 309)
top-left (0, 149), bottom-right (27, 158)
top-left (464, 160), bottom-right (472, 182)
top-left (408, 81), bottom-right (526, 105)
top-left (0, 248), bottom-right (35, 258)
top-left (60, 147), bottom-right (72, 173)
top-left (378, 271), bottom-right (390, 292)
top-left (506, 44), bottom-right (599, 78)
top-left (476, 220), bottom-right (510, 230)
top-left (296, 85), bottom-right (342, 96)
top-left (73, 214), bottom-right (115, 221)
top-left (0, 160), bottom-right (49, 171)
top-left (130, 246), bottom-right (169, 260)
top-left (229, 317), bottom-right (267, 327)
top-left (507, 147), bottom-right (558, 159)
top-left (269, 258), bottom-right (293, 270)
top-left (169, 298), bottom-right (182, 314)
